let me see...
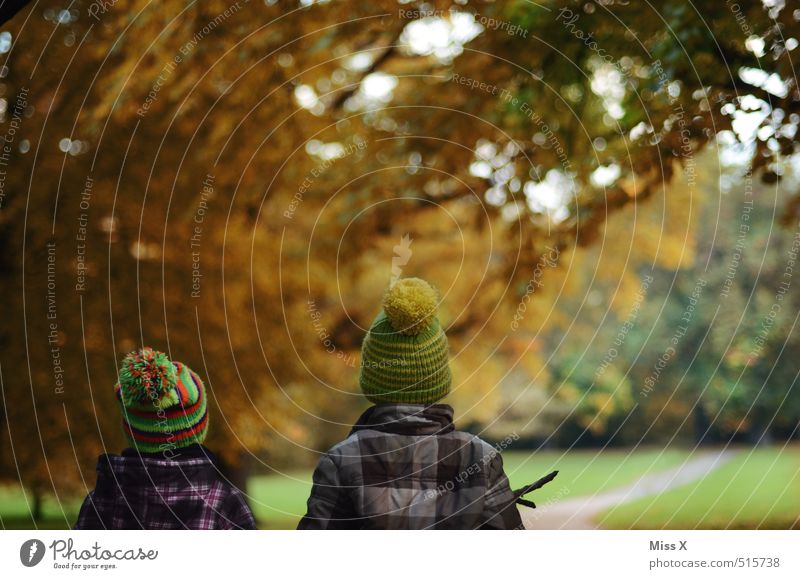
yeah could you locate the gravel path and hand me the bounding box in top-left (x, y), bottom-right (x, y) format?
top-left (521, 449), bottom-right (739, 529)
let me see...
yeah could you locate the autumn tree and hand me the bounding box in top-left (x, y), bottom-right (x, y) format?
top-left (0, 0), bottom-right (798, 516)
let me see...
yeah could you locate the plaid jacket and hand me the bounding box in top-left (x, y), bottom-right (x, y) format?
top-left (298, 404), bottom-right (523, 530)
top-left (75, 444), bottom-right (255, 530)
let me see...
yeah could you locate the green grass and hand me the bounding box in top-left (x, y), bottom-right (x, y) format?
top-left (599, 445), bottom-right (800, 529)
top-left (502, 447), bottom-right (688, 504)
top-left (248, 469), bottom-right (313, 530)
top-left (247, 447), bottom-right (689, 529)
top-left (3, 446), bottom-right (796, 529)
top-left (0, 486), bottom-right (81, 530)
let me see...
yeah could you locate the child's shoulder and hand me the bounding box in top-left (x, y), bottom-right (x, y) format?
top-left (323, 429), bottom-right (366, 458)
top-left (323, 427), bottom-right (496, 460)
top-left (453, 431), bottom-right (502, 457)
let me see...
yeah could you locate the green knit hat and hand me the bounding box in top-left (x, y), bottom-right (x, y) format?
top-left (115, 348), bottom-right (208, 453)
top-left (359, 278), bottom-right (452, 405)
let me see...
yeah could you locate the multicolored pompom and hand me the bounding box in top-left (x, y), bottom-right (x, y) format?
top-left (118, 347), bottom-right (178, 405)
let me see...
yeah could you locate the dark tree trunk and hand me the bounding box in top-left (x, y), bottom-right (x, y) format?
top-left (693, 402), bottom-right (711, 445)
top-left (749, 421), bottom-right (773, 446)
top-left (217, 452), bottom-right (250, 494)
top-left (31, 490), bottom-right (43, 522)
top-left (0, 0), bottom-right (33, 26)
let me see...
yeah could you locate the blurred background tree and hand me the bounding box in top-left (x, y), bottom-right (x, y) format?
top-left (0, 0), bottom-right (798, 520)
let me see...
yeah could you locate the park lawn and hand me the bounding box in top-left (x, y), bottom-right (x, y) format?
top-left (7, 446), bottom-right (781, 530)
top-left (248, 469), bottom-right (314, 530)
top-left (502, 447), bottom-right (688, 504)
top-left (0, 485), bottom-right (82, 530)
top-left (247, 447), bottom-right (690, 529)
top-left (598, 445), bottom-right (800, 529)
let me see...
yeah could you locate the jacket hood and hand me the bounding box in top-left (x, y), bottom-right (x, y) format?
top-left (94, 444), bottom-right (220, 492)
top-left (349, 403), bottom-right (455, 436)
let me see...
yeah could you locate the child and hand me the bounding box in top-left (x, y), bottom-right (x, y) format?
top-left (299, 278), bottom-right (523, 529)
top-left (75, 348), bottom-right (255, 529)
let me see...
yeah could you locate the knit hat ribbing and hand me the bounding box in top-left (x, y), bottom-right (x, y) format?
top-left (359, 278), bottom-right (452, 405)
top-left (115, 348), bottom-right (208, 453)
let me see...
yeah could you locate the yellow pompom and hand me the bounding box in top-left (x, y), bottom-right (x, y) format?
top-left (383, 278), bottom-right (439, 335)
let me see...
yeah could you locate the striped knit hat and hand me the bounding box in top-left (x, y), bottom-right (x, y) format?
top-left (359, 278), bottom-right (451, 405)
top-left (115, 348), bottom-right (208, 453)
